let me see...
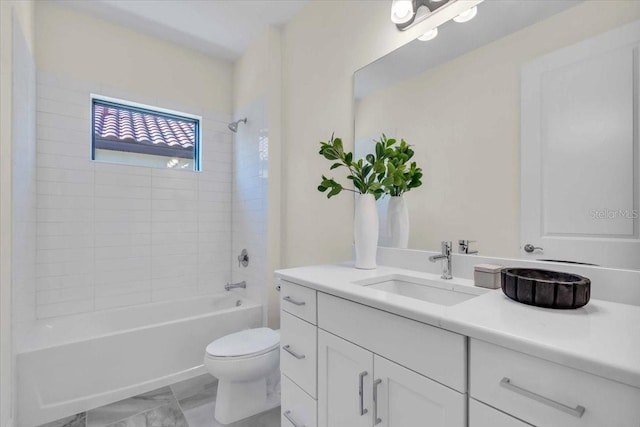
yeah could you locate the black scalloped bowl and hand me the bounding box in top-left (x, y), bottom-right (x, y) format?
top-left (501, 268), bottom-right (590, 309)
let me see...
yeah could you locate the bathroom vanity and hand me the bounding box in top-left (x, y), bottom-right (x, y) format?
top-left (276, 263), bottom-right (640, 427)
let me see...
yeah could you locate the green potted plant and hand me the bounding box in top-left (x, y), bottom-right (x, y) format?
top-left (378, 135), bottom-right (423, 248)
top-left (317, 134), bottom-right (393, 269)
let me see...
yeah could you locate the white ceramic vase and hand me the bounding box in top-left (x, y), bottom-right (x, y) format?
top-left (387, 195), bottom-right (409, 249)
top-left (354, 193), bottom-right (379, 269)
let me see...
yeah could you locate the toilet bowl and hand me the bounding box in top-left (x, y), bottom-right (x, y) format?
top-left (204, 328), bottom-right (280, 425)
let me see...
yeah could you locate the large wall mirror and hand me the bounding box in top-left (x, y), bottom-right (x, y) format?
top-left (354, 0), bottom-right (640, 270)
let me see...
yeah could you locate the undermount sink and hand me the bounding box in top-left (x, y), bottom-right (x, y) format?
top-left (353, 275), bottom-right (487, 306)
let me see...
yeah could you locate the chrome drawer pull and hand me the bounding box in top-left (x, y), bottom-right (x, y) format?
top-left (283, 410), bottom-right (305, 427)
top-left (282, 345), bottom-right (306, 360)
top-left (359, 371), bottom-right (368, 416)
top-left (500, 377), bottom-right (585, 418)
top-left (283, 296), bottom-right (306, 306)
top-left (373, 378), bottom-right (382, 425)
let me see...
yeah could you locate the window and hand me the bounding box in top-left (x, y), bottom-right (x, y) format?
top-left (92, 96), bottom-right (201, 170)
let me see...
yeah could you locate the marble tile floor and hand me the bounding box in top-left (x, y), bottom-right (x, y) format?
top-left (38, 374), bottom-right (281, 427)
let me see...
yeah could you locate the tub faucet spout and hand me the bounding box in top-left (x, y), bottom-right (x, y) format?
top-left (225, 281), bottom-right (246, 291)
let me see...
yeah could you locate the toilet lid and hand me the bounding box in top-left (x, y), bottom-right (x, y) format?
top-left (206, 328), bottom-right (280, 358)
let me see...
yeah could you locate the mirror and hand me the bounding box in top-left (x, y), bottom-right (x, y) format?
top-left (354, 0), bottom-right (640, 270)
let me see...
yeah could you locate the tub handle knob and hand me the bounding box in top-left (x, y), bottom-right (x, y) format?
top-left (238, 249), bottom-right (249, 267)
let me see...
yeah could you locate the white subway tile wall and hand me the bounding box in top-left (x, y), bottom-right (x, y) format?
top-left (35, 71), bottom-right (233, 319)
top-left (231, 98), bottom-right (268, 313)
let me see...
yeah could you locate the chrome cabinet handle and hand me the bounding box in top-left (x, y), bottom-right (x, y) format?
top-left (358, 371), bottom-right (368, 416)
top-left (500, 377), bottom-right (585, 418)
top-left (373, 378), bottom-right (382, 425)
top-left (282, 345), bottom-right (306, 360)
top-left (283, 296), bottom-right (306, 306)
top-left (283, 410), bottom-right (305, 427)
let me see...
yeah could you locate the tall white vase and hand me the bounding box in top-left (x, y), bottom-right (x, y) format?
top-left (387, 195), bottom-right (409, 249)
top-left (354, 193), bottom-right (379, 269)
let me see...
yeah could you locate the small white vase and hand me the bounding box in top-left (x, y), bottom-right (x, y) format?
top-left (387, 195), bottom-right (409, 249)
top-left (354, 193), bottom-right (379, 269)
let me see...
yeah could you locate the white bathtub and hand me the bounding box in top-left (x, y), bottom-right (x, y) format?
top-left (17, 293), bottom-right (262, 427)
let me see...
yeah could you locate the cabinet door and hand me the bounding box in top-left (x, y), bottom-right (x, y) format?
top-left (318, 330), bottom-right (373, 427)
top-left (373, 355), bottom-right (465, 427)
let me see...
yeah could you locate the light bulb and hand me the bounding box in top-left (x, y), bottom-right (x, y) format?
top-left (391, 0), bottom-right (414, 24)
top-left (453, 5), bottom-right (478, 23)
top-left (417, 27), bottom-right (438, 41)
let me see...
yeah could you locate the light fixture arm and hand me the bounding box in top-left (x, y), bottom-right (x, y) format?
top-left (395, 0), bottom-right (453, 31)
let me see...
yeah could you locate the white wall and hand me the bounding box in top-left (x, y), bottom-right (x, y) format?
top-left (280, 0), bottom-right (640, 268)
top-left (355, 1), bottom-right (640, 259)
top-left (280, 1), bottom-right (458, 269)
top-left (36, 2), bottom-right (232, 114)
top-left (232, 27), bottom-right (283, 328)
top-left (1, 2), bottom-right (36, 424)
top-left (11, 0), bottom-right (37, 345)
top-left (33, 2), bottom-right (235, 318)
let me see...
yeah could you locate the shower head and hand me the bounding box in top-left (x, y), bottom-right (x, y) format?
top-left (228, 117), bottom-right (247, 133)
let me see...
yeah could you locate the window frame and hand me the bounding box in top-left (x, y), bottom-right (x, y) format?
top-left (90, 94), bottom-right (202, 171)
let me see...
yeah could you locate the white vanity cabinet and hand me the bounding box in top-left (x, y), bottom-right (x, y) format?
top-left (279, 277), bottom-right (640, 427)
top-left (280, 281), bottom-right (319, 427)
top-left (316, 291), bottom-right (466, 427)
top-left (470, 339), bottom-right (640, 427)
top-left (317, 329), bottom-right (465, 427)
top-left (317, 329), bottom-right (373, 427)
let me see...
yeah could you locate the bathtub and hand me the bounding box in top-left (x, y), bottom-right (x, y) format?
top-left (17, 293), bottom-right (262, 427)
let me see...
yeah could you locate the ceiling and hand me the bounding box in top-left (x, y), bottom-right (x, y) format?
top-left (58, 0), bottom-right (309, 61)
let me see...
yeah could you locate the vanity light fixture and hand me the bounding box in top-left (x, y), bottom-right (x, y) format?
top-left (417, 27), bottom-right (439, 41)
top-left (392, 0), bottom-right (454, 31)
top-left (453, 5), bottom-right (478, 23)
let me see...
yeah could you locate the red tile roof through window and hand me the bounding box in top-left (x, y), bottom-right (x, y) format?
top-left (93, 104), bottom-right (195, 151)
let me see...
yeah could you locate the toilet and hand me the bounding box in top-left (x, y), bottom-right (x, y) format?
top-left (204, 328), bottom-right (280, 425)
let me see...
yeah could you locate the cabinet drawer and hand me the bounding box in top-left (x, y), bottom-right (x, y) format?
top-left (317, 292), bottom-right (466, 392)
top-left (281, 311), bottom-right (317, 398)
top-left (470, 339), bottom-right (640, 427)
top-left (281, 281), bottom-right (317, 324)
top-left (282, 375), bottom-right (317, 427)
top-left (469, 399), bottom-right (530, 427)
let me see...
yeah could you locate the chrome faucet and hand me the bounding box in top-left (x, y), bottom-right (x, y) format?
top-left (225, 280), bottom-right (246, 291)
top-left (429, 241), bottom-right (453, 280)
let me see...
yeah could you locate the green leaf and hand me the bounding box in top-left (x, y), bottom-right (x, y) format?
top-left (334, 138), bottom-right (343, 155)
top-left (375, 142), bottom-right (383, 159)
top-left (327, 184), bottom-right (342, 198)
top-left (330, 162), bottom-right (342, 170)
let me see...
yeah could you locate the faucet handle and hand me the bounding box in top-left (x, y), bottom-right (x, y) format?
top-left (458, 240), bottom-right (477, 254)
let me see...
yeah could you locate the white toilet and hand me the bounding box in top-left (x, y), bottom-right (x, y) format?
top-left (204, 328), bottom-right (280, 425)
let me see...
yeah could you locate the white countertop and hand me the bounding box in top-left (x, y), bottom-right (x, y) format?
top-left (276, 263), bottom-right (640, 389)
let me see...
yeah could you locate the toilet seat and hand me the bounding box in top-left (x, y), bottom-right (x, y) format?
top-left (206, 328), bottom-right (280, 359)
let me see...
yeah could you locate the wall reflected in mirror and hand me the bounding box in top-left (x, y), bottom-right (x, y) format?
top-left (354, 0), bottom-right (640, 270)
